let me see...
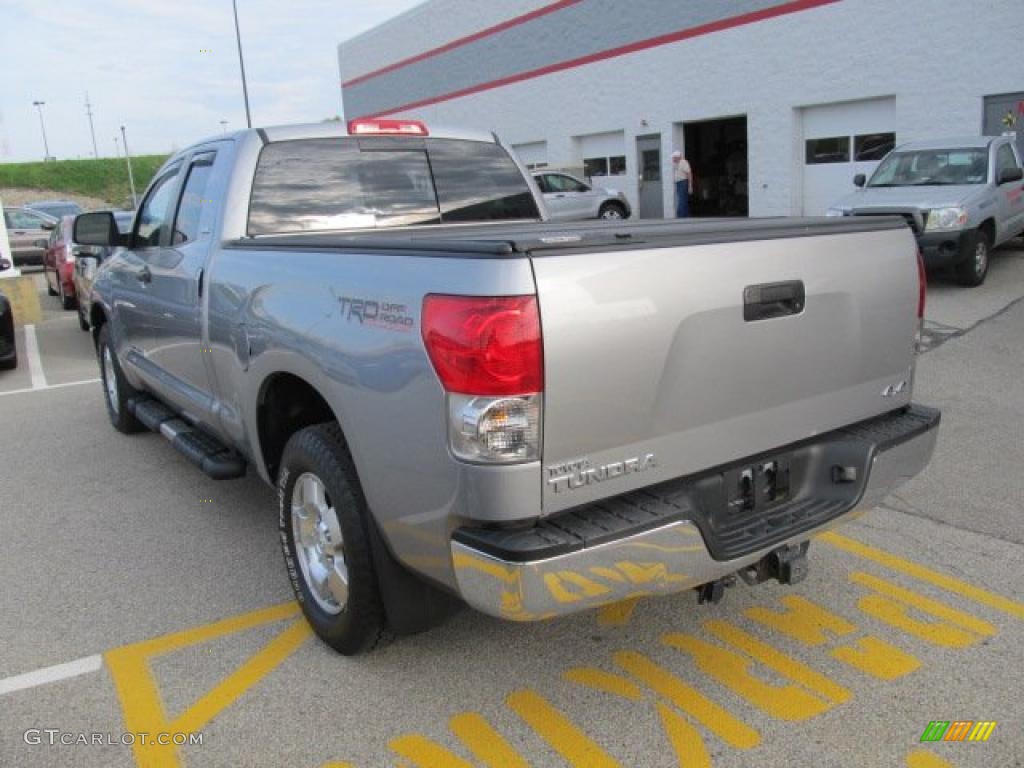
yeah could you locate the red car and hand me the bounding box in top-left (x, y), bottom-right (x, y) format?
top-left (43, 215), bottom-right (78, 310)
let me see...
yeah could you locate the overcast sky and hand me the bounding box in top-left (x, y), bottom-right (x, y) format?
top-left (0, 0), bottom-right (423, 163)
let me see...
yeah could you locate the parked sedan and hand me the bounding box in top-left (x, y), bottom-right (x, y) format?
top-left (26, 200), bottom-right (83, 219)
top-left (0, 283), bottom-right (15, 370)
top-left (73, 210), bottom-right (133, 331)
top-left (532, 171), bottom-right (631, 220)
top-left (43, 215), bottom-right (79, 310)
top-left (3, 207), bottom-right (56, 266)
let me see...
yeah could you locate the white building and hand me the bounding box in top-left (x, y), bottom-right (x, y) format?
top-left (339, 0), bottom-right (1023, 219)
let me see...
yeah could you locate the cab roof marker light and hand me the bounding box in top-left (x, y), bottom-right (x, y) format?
top-left (347, 118), bottom-right (429, 137)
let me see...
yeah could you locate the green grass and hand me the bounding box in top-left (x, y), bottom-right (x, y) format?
top-left (0, 155), bottom-right (169, 206)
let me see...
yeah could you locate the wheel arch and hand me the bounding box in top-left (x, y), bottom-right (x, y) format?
top-left (256, 371), bottom-right (341, 484)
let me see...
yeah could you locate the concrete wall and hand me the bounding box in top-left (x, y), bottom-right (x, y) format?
top-left (340, 0), bottom-right (1024, 217)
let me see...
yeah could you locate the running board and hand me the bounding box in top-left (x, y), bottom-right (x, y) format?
top-left (128, 397), bottom-right (246, 480)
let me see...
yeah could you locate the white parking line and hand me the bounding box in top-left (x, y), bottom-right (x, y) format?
top-left (0, 378), bottom-right (101, 398)
top-left (0, 655), bottom-right (103, 696)
top-left (23, 324), bottom-right (48, 389)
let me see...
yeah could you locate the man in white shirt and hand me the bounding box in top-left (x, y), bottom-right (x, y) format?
top-left (671, 150), bottom-right (694, 218)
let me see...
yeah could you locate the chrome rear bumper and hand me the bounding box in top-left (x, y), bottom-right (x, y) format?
top-left (451, 406), bottom-right (939, 621)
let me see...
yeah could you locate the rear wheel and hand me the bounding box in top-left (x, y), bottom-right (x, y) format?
top-left (97, 324), bottom-right (144, 434)
top-left (956, 228), bottom-right (991, 287)
top-left (77, 302), bottom-right (90, 332)
top-left (46, 269), bottom-right (58, 296)
top-left (599, 202), bottom-right (627, 220)
top-left (59, 279), bottom-right (77, 310)
top-left (278, 423), bottom-right (388, 655)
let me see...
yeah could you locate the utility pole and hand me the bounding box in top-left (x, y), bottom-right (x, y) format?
top-left (85, 93), bottom-right (99, 158)
top-left (32, 101), bottom-right (50, 160)
top-left (232, 0), bottom-right (253, 128)
top-left (120, 125), bottom-right (138, 208)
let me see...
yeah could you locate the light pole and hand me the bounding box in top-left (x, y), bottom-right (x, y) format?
top-left (120, 125), bottom-right (138, 208)
top-left (220, 119), bottom-right (228, 134)
top-left (85, 93), bottom-right (99, 158)
top-left (32, 101), bottom-right (50, 160)
top-left (232, 0), bottom-right (253, 128)
top-left (113, 136), bottom-right (120, 159)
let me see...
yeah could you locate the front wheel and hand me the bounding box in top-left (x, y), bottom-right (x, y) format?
top-left (599, 202), bottom-right (627, 220)
top-left (955, 228), bottom-right (991, 287)
top-left (97, 324), bottom-right (144, 434)
top-left (59, 279), bottom-right (77, 311)
top-left (278, 423), bottom-right (388, 655)
top-left (77, 302), bottom-right (90, 332)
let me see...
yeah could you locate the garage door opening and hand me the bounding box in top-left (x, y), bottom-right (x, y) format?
top-left (683, 117), bottom-right (748, 217)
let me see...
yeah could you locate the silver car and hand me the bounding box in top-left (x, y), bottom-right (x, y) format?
top-left (532, 170), bottom-right (631, 220)
top-left (828, 136), bottom-right (1024, 286)
top-left (3, 207), bottom-right (57, 266)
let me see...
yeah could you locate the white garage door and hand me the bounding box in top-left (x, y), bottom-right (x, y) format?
top-left (511, 141), bottom-right (548, 170)
top-left (801, 97), bottom-right (896, 215)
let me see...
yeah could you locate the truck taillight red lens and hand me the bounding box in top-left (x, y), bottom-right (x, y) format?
top-left (422, 295), bottom-right (543, 463)
top-left (421, 295), bottom-right (543, 396)
top-left (916, 250), bottom-right (927, 319)
top-left (347, 118), bottom-right (429, 136)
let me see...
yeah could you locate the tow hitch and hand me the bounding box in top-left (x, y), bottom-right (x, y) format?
top-left (696, 541), bottom-right (810, 605)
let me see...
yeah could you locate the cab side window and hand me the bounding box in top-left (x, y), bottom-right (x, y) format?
top-left (171, 153), bottom-right (216, 245)
top-left (995, 144), bottom-right (1020, 182)
top-left (135, 167), bottom-right (181, 248)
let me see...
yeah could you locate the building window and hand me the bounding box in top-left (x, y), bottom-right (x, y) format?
top-left (526, 162), bottom-right (548, 170)
top-left (854, 133), bottom-right (896, 161)
top-left (805, 137), bottom-right (850, 164)
top-left (609, 155), bottom-right (627, 175)
top-left (583, 157), bottom-right (609, 177)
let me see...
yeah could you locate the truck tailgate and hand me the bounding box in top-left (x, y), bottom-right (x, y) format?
top-left (533, 225), bottom-right (920, 513)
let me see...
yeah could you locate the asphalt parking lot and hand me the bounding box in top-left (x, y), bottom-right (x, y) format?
top-left (2, 245), bottom-right (1024, 768)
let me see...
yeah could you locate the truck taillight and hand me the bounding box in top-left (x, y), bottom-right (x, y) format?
top-left (422, 295), bottom-right (543, 463)
top-left (347, 118), bottom-right (429, 136)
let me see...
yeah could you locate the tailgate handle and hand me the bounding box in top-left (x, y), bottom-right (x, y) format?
top-left (744, 281), bottom-right (805, 321)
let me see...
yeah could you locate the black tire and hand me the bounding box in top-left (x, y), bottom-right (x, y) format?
top-left (59, 279), bottom-right (77, 311)
top-left (955, 228), bottom-right (991, 287)
top-left (278, 423), bottom-right (388, 655)
top-left (0, 351), bottom-right (15, 370)
top-left (598, 202), bottom-right (627, 220)
top-left (46, 270), bottom-right (58, 296)
top-left (77, 303), bottom-right (90, 332)
top-left (97, 324), bottom-right (144, 434)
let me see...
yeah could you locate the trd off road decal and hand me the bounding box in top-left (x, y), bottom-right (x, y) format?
top-left (338, 296), bottom-right (414, 331)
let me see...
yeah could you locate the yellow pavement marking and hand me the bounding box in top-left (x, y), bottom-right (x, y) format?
top-left (905, 750), bottom-right (955, 768)
top-left (450, 713), bottom-right (531, 768)
top-left (564, 668), bottom-right (645, 700)
top-left (851, 572), bottom-right (997, 648)
top-left (662, 632), bottom-right (836, 721)
top-left (703, 620), bottom-right (851, 705)
top-left (390, 734), bottom-right (477, 768)
top-left (597, 598), bottom-right (640, 627)
top-left (819, 531), bottom-right (1024, 621)
top-left (831, 636), bottom-right (921, 680)
top-left (170, 618), bottom-right (311, 735)
top-left (656, 703), bottom-right (712, 768)
top-left (614, 650), bottom-right (760, 749)
top-left (105, 602), bottom-right (305, 768)
top-left (507, 689), bottom-right (621, 768)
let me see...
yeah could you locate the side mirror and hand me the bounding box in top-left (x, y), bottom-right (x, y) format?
top-left (853, 174), bottom-right (866, 187)
top-left (998, 167), bottom-right (1024, 184)
top-left (74, 212), bottom-right (122, 247)
top-left (40, 220), bottom-right (56, 230)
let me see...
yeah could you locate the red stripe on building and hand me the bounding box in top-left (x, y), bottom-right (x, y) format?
top-left (342, 0), bottom-right (585, 88)
top-left (362, 0), bottom-right (842, 118)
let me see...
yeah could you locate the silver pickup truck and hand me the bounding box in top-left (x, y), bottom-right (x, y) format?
top-left (75, 119), bottom-right (940, 655)
top-left (828, 136), bottom-right (1024, 286)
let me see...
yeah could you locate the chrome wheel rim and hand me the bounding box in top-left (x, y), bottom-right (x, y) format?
top-left (291, 472), bottom-right (348, 614)
top-left (103, 346), bottom-right (119, 414)
top-left (601, 207), bottom-right (623, 219)
top-left (974, 242), bottom-right (988, 276)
